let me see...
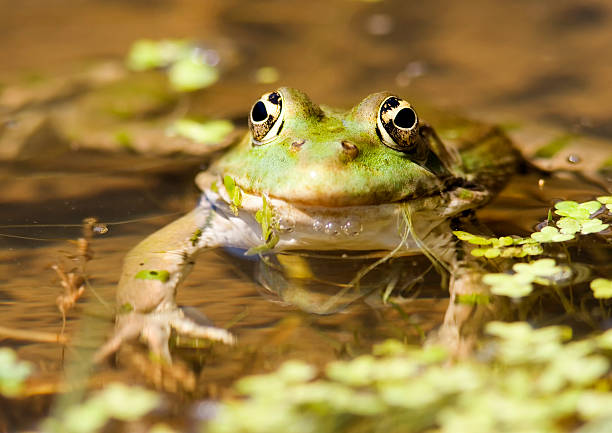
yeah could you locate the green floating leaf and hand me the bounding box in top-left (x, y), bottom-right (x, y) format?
top-left (134, 269), bottom-right (170, 282)
top-left (0, 348), bottom-right (32, 397)
top-left (483, 272), bottom-right (533, 298)
top-left (556, 217), bottom-right (581, 235)
top-left (168, 119), bottom-right (234, 144)
top-left (276, 360), bottom-right (317, 383)
top-left (255, 66), bottom-right (280, 84)
top-left (580, 219), bottom-right (609, 235)
top-left (531, 226), bottom-right (574, 243)
top-left (223, 175), bottom-right (243, 216)
top-left (55, 383), bottom-right (160, 433)
top-left (521, 243), bottom-right (544, 256)
top-left (471, 247), bottom-right (501, 258)
top-left (453, 230), bottom-right (491, 245)
top-left (168, 57), bottom-right (219, 92)
top-left (597, 328), bottom-right (612, 350)
top-left (483, 259), bottom-right (564, 298)
top-left (554, 200), bottom-right (601, 219)
top-left (91, 383), bottom-right (160, 421)
top-left (126, 39), bottom-right (193, 71)
top-left (597, 196), bottom-right (612, 211)
top-left (577, 391), bottom-right (612, 420)
top-left (247, 194), bottom-right (279, 254)
top-left (590, 278), bottom-right (612, 299)
top-left (513, 258), bottom-right (561, 278)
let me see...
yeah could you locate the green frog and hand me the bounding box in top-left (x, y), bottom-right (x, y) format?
top-left (96, 87), bottom-right (520, 362)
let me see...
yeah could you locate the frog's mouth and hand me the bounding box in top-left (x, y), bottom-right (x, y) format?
top-left (201, 172), bottom-right (490, 254)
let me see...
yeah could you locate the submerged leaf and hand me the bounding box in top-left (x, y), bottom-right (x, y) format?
top-left (168, 119), bottom-right (234, 144)
top-left (590, 278), bottom-right (612, 299)
top-left (168, 57), bottom-right (219, 92)
top-left (483, 272), bottom-right (534, 298)
top-left (126, 39), bottom-right (193, 71)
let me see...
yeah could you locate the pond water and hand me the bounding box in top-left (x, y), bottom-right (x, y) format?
top-left (1, 0), bottom-right (611, 430)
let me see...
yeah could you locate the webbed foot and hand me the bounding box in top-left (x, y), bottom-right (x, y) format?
top-left (94, 307), bottom-right (235, 364)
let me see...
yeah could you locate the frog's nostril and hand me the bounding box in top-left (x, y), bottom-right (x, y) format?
top-left (341, 141), bottom-right (359, 160)
top-left (291, 139), bottom-right (305, 152)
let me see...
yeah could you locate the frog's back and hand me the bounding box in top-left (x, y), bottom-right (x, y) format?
top-left (419, 105), bottom-right (523, 194)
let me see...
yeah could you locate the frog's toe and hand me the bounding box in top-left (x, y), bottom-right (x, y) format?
top-left (95, 309), bottom-right (235, 364)
top-left (168, 313), bottom-right (236, 345)
top-left (94, 313), bottom-right (146, 363)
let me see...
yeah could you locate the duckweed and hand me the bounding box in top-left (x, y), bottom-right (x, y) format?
top-left (126, 39), bottom-right (219, 92)
top-left (454, 197), bottom-right (611, 299)
top-left (247, 194), bottom-right (280, 254)
top-left (0, 348), bottom-right (32, 397)
top-left (45, 383), bottom-right (160, 433)
top-left (590, 278), bottom-right (612, 299)
top-left (223, 175), bottom-right (243, 216)
top-left (206, 323), bottom-right (612, 433)
top-left (168, 119), bottom-right (234, 144)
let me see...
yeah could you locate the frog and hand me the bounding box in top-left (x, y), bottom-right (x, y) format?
top-left (95, 87), bottom-right (521, 362)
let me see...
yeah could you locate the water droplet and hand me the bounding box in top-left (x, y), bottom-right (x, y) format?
top-left (312, 219), bottom-right (323, 232)
top-left (341, 218), bottom-right (363, 236)
top-left (324, 221), bottom-right (339, 236)
top-left (278, 216), bottom-right (295, 232)
top-left (567, 154), bottom-right (581, 164)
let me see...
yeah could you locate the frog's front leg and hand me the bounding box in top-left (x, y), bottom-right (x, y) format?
top-left (95, 201), bottom-right (248, 363)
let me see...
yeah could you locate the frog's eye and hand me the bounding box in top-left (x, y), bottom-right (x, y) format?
top-left (377, 96), bottom-right (420, 152)
top-left (249, 91), bottom-right (284, 145)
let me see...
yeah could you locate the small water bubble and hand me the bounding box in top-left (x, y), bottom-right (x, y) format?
top-left (341, 218), bottom-right (363, 236)
top-left (278, 216), bottom-right (295, 232)
top-left (324, 221), bottom-right (340, 236)
top-left (312, 219), bottom-right (323, 232)
top-left (567, 154), bottom-right (581, 164)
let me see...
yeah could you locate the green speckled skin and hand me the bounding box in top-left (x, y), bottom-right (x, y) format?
top-left (213, 88), bottom-right (519, 206)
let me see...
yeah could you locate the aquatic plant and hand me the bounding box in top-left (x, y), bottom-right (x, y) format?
top-left (126, 39), bottom-right (219, 92)
top-left (205, 323), bottom-right (612, 433)
top-left (44, 383), bottom-right (160, 433)
top-left (0, 348), bottom-right (32, 397)
top-left (454, 197), bottom-right (610, 299)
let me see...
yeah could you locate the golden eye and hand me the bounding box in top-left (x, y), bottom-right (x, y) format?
top-left (249, 91), bottom-right (284, 145)
top-left (377, 96), bottom-right (419, 152)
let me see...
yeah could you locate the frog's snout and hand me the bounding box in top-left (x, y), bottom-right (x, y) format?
top-left (340, 141), bottom-right (359, 161)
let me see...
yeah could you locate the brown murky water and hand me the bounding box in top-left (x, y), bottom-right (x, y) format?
top-left (1, 0), bottom-right (612, 430)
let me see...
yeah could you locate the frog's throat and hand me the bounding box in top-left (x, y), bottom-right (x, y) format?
top-left (200, 174), bottom-right (490, 253)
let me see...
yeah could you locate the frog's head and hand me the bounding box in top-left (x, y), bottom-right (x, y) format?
top-left (213, 87), bottom-right (461, 207)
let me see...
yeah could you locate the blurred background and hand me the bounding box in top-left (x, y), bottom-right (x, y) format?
top-left (2, 0), bottom-right (612, 132)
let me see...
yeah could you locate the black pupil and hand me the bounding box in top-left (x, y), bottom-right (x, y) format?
top-left (394, 107), bottom-right (417, 129)
top-left (251, 101), bottom-right (268, 122)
